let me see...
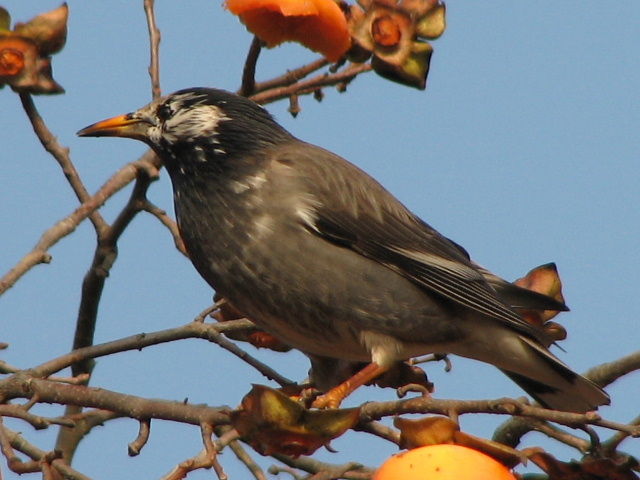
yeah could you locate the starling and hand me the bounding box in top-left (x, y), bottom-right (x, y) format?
top-left (78, 87), bottom-right (609, 412)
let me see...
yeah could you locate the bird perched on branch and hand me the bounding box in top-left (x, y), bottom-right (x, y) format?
top-left (79, 87), bottom-right (609, 412)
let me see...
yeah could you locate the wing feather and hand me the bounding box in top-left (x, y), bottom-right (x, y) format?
top-left (274, 143), bottom-right (542, 336)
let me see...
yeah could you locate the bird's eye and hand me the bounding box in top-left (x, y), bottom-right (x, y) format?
top-left (156, 103), bottom-right (173, 122)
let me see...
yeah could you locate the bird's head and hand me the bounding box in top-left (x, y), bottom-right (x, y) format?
top-left (78, 87), bottom-right (293, 165)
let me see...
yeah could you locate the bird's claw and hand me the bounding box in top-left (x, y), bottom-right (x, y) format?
top-left (311, 392), bottom-right (343, 409)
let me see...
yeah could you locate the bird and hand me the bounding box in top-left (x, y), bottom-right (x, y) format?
top-left (78, 87), bottom-right (609, 412)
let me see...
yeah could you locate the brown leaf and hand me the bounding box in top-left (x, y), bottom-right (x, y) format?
top-left (371, 39), bottom-right (432, 89)
top-left (453, 431), bottom-right (526, 469)
top-left (0, 8), bottom-right (10, 31)
top-left (415, 3), bottom-right (446, 39)
top-left (529, 450), bottom-right (639, 480)
top-left (0, 4), bottom-right (67, 94)
top-left (514, 263), bottom-right (565, 320)
top-left (395, 415), bottom-right (458, 449)
top-left (514, 263), bottom-right (568, 342)
top-left (14, 3), bottom-right (68, 56)
top-left (395, 416), bottom-right (526, 468)
top-left (231, 385), bottom-right (360, 457)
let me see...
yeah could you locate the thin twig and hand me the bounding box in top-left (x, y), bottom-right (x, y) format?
top-left (227, 439), bottom-right (267, 480)
top-left (18, 93), bottom-right (107, 233)
top-left (1, 376), bottom-right (231, 427)
top-left (253, 58), bottom-right (329, 93)
top-left (70, 157), bottom-right (161, 377)
top-left (239, 36), bottom-right (262, 97)
top-left (0, 361), bottom-right (21, 374)
top-left (355, 421), bottom-right (401, 445)
top-left (194, 300), bottom-right (225, 323)
top-left (529, 420), bottom-right (591, 452)
top-left (0, 420), bottom-right (93, 480)
top-left (586, 350), bottom-right (640, 388)
top-left (308, 462), bottom-right (366, 480)
top-left (197, 322), bottom-right (295, 387)
top-left (128, 419), bottom-right (151, 456)
top-left (272, 455), bottom-right (373, 480)
top-left (161, 448), bottom-right (223, 480)
top-left (143, 0), bottom-right (162, 99)
top-left (493, 353), bottom-right (640, 447)
top-left (360, 396), bottom-right (640, 436)
top-left (202, 423), bottom-right (227, 480)
top-left (142, 199), bottom-right (187, 256)
top-left (0, 405), bottom-right (75, 429)
top-left (26, 318), bottom-right (266, 379)
top-left (55, 155), bottom-right (162, 461)
top-left (250, 63), bottom-right (373, 105)
top-left (602, 415), bottom-right (640, 454)
top-left (0, 156), bottom-right (158, 296)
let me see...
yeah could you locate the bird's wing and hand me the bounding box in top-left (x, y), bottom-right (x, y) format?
top-left (277, 143), bottom-right (541, 336)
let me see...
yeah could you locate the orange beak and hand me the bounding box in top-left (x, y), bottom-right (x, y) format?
top-left (77, 113), bottom-right (150, 140)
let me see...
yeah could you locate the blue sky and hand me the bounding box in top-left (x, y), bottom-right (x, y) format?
top-left (1, 1), bottom-right (639, 478)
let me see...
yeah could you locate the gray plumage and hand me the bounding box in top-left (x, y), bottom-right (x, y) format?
top-left (78, 87), bottom-right (609, 412)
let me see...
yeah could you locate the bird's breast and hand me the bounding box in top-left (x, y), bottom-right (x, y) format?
top-left (170, 172), bottom-right (463, 362)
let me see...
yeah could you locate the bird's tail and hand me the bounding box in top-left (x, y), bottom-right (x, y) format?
top-left (501, 336), bottom-right (609, 412)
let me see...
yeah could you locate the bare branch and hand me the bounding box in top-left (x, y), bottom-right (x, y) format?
top-left (308, 462), bottom-right (367, 480)
top-left (586, 350), bottom-right (640, 388)
top-left (161, 447), bottom-right (226, 480)
top-left (360, 396), bottom-right (640, 436)
top-left (239, 36), bottom-right (263, 97)
top-left (0, 405), bottom-right (75, 429)
top-left (0, 360), bottom-right (21, 374)
top-left (493, 353), bottom-right (640, 447)
top-left (227, 439), bottom-right (267, 480)
top-left (128, 419), bottom-right (151, 456)
top-left (603, 415), bottom-right (640, 454)
top-left (18, 93), bottom-right (107, 233)
top-left (54, 154), bottom-right (161, 462)
top-left (194, 300), bottom-right (225, 323)
top-left (272, 455), bottom-right (373, 480)
top-left (528, 420), bottom-right (591, 452)
top-left (0, 376), bottom-right (231, 426)
top-left (192, 320), bottom-right (295, 387)
top-left (251, 63), bottom-right (373, 105)
top-left (0, 420), bottom-right (93, 480)
top-left (202, 423), bottom-right (228, 480)
top-left (355, 421), bottom-right (400, 445)
top-left (0, 155), bottom-right (158, 296)
top-left (28, 318), bottom-right (274, 381)
top-left (252, 58), bottom-right (329, 93)
top-left (142, 199), bottom-right (188, 256)
top-left (143, 0), bottom-right (162, 99)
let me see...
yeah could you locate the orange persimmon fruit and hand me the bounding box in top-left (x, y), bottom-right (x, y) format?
top-left (226, 0), bottom-right (350, 61)
top-left (374, 444), bottom-right (517, 480)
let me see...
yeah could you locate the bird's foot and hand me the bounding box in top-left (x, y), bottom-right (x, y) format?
top-left (396, 382), bottom-right (433, 399)
top-left (311, 389), bottom-right (346, 409)
top-left (311, 362), bottom-right (389, 409)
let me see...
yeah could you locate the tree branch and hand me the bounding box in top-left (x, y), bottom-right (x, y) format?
top-left (0, 420), bottom-right (93, 480)
top-left (238, 36), bottom-right (263, 97)
top-left (360, 396), bottom-right (640, 436)
top-left (0, 376), bottom-right (231, 426)
top-left (19, 93), bottom-right (107, 233)
top-left (250, 63), bottom-right (373, 105)
top-left (252, 58), bottom-right (330, 93)
top-left (143, 0), bottom-right (162, 99)
top-left (586, 350), bottom-right (640, 388)
top-left (493, 352), bottom-right (640, 447)
top-left (0, 155), bottom-right (159, 295)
